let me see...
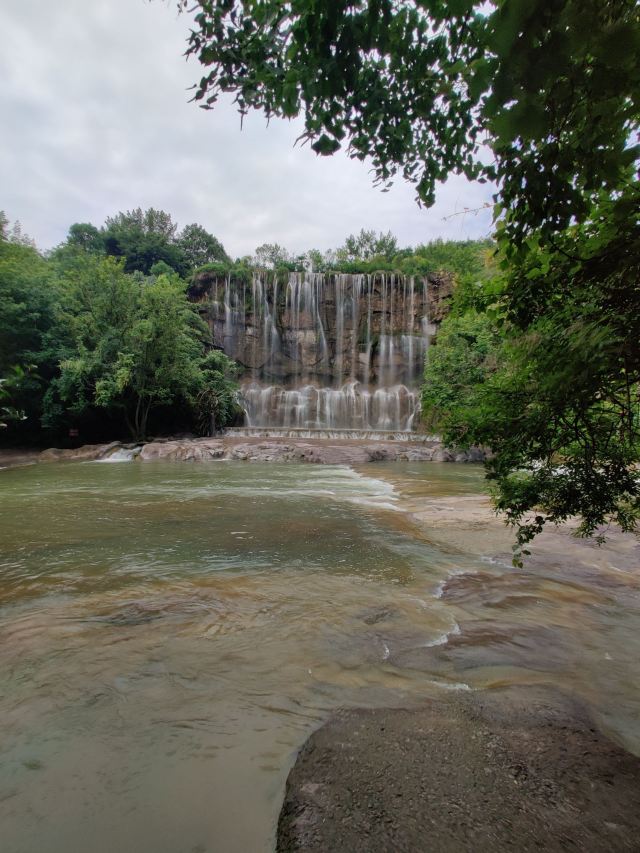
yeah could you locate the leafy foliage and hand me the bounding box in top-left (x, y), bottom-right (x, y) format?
top-left (183, 0), bottom-right (486, 206)
top-left (60, 208), bottom-right (230, 278)
top-left (0, 240), bottom-right (56, 431)
top-left (43, 257), bottom-right (228, 441)
top-left (195, 350), bottom-right (241, 435)
top-left (102, 208), bottom-right (188, 277)
top-left (253, 243), bottom-right (294, 270)
top-left (0, 226), bottom-right (240, 444)
top-left (422, 310), bottom-right (500, 431)
top-left (336, 229), bottom-right (398, 263)
top-left (183, 1), bottom-right (639, 240)
top-left (179, 223), bottom-right (230, 268)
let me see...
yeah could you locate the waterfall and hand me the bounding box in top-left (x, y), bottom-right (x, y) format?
top-left (203, 271), bottom-right (432, 432)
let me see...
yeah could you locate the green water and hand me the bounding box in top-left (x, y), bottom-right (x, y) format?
top-left (1, 461), bottom-right (639, 853)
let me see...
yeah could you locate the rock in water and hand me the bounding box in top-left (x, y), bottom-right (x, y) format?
top-left (277, 687), bottom-right (640, 852)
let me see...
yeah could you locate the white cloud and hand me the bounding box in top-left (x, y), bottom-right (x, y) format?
top-left (0, 0), bottom-right (494, 257)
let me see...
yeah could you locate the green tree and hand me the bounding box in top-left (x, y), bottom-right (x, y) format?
top-left (336, 229), bottom-right (398, 263)
top-left (448, 191), bottom-right (640, 562)
top-left (103, 207), bottom-right (187, 276)
top-left (179, 223), bottom-right (229, 270)
top-left (46, 257), bottom-right (204, 441)
top-left (306, 248), bottom-right (335, 273)
top-left (194, 350), bottom-right (240, 436)
top-left (0, 366), bottom-right (31, 430)
top-left (67, 223), bottom-right (104, 253)
top-left (254, 243), bottom-right (292, 269)
top-left (422, 310), bottom-right (500, 431)
top-left (0, 240), bottom-right (55, 436)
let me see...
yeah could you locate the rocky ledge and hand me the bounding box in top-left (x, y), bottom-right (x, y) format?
top-left (278, 686), bottom-right (640, 852)
top-left (12, 435), bottom-right (484, 466)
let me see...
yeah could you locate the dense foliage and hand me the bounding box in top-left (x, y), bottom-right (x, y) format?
top-left (182, 0), bottom-right (640, 553)
top-left (67, 207), bottom-right (230, 277)
top-left (424, 189), bottom-right (640, 561)
top-left (0, 213), bottom-right (240, 444)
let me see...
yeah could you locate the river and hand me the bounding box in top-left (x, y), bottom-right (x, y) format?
top-left (1, 461), bottom-right (639, 852)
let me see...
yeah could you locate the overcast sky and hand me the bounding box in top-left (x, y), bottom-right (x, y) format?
top-left (1, 0), bottom-right (494, 257)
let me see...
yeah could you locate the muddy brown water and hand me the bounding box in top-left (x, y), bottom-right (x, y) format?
top-left (1, 461), bottom-right (639, 852)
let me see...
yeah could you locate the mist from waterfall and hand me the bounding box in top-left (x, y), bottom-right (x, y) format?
top-left (204, 271), bottom-right (434, 431)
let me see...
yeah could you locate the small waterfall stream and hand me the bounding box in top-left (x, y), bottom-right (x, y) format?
top-left (201, 271), bottom-right (434, 431)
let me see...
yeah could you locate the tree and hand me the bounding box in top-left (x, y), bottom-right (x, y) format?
top-left (0, 366), bottom-right (31, 430)
top-left (447, 190), bottom-right (640, 562)
top-left (253, 243), bottom-right (292, 269)
top-left (422, 310), bottom-right (500, 431)
top-left (194, 350), bottom-right (240, 435)
top-left (67, 223), bottom-right (104, 254)
top-left (103, 207), bottom-right (187, 276)
top-left (0, 240), bottom-right (55, 436)
top-left (179, 223), bottom-right (229, 270)
top-left (306, 248), bottom-right (336, 272)
top-left (0, 214), bottom-right (36, 248)
top-left (181, 0), bottom-right (640, 550)
top-left (105, 208), bottom-right (177, 240)
top-left (183, 1), bottom-right (638, 238)
top-left (336, 229), bottom-right (398, 262)
top-left (93, 273), bottom-right (205, 440)
top-left (46, 257), bottom-right (204, 441)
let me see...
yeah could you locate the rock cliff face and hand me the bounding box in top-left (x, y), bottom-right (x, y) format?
top-left (190, 270), bottom-right (454, 431)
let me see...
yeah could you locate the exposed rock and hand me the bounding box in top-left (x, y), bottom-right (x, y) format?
top-left (426, 270), bottom-right (455, 323)
top-left (190, 270), bottom-right (453, 384)
top-left (138, 438), bottom-right (225, 462)
top-left (15, 435), bottom-right (484, 467)
top-left (38, 441), bottom-right (122, 462)
top-left (277, 687), bottom-right (640, 852)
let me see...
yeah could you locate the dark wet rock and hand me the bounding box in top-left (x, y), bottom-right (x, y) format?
top-left (359, 605), bottom-right (399, 625)
top-left (92, 609), bottom-right (163, 627)
top-left (278, 687), bottom-right (640, 852)
top-left (440, 570), bottom-right (609, 608)
top-left (390, 620), bottom-right (570, 676)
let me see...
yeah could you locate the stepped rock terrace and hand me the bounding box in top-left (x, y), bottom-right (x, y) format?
top-left (190, 270), bottom-right (453, 432)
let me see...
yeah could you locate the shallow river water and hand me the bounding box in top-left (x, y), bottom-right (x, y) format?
top-left (1, 461), bottom-right (639, 853)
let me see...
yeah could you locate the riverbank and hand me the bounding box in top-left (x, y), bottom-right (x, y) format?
top-left (1, 435), bottom-right (484, 467)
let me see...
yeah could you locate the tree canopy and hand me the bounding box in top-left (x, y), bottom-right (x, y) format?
top-left (0, 220), bottom-right (241, 444)
top-left (183, 1), bottom-right (639, 238)
top-left (61, 207), bottom-right (230, 278)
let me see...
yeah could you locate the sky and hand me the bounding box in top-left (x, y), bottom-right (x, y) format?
top-left (0, 0), bottom-right (494, 258)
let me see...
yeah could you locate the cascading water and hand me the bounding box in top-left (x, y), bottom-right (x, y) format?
top-left (200, 271), bottom-right (434, 432)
